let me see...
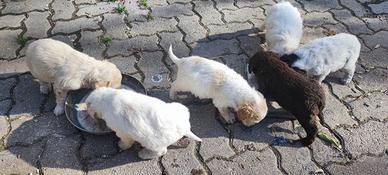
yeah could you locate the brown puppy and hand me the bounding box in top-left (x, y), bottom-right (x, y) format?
top-left (248, 51), bottom-right (325, 146)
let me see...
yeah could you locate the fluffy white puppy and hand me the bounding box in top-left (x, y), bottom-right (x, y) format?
top-left (168, 46), bottom-right (268, 127)
top-left (264, 1), bottom-right (303, 55)
top-left (280, 33), bottom-right (361, 84)
top-left (26, 38), bottom-right (122, 116)
top-left (79, 87), bottom-right (201, 159)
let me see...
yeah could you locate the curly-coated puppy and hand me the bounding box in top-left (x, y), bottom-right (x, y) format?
top-left (168, 46), bottom-right (268, 127)
top-left (78, 87), bottom-right (201, 159)
top-left (26, 38), bottom-right (122, 116)
top-left (248, 51), bottom-right (325, 146)
top-left (264, 1), bottom-right (303, 55)
top-left (280, 33), bottom-right (361, 84)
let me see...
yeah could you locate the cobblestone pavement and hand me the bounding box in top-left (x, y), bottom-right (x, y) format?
top-left (0, 0), bottom-right (387, 174)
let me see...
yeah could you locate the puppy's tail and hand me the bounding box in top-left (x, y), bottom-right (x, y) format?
top-left (168, 45), bottom-right (181, 64)
top-left (185, 131), bottom-right (202, 142)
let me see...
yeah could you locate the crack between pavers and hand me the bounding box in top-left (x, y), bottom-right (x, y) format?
top-left (76, 132), bottom-right (89, 174)
top-left (1, 9), bottom-right (48, 16)
top-left (210, 0), bottom-right (227, 24)
top-left (189, 1), bottom-right (210, 37)
top-left (336, 0), bottom-right (376, 33)
top-left (194, 142), bottom-right (212, 175)
top-left (324, 149), bottom-right (388, 168)
top-left (155, 32), bottom-right (175, 84)
top-left (269, 146), bottom-right (288, 175)
top-left (36, 139), bottom-right (48, 175)
top-left (157, 156), bottom-right (168, 175)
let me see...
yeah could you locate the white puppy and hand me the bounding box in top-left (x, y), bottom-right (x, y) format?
top-left (264, 1), bottom-right (303, 55)
top-left (280, 33), bottom-right (361, 84)
top-left (79, 87), bottom-right (201, 159)
top-left (26, 38), bottom-right (122, 116)
top-left (168, 46), bottom-right (268, 127)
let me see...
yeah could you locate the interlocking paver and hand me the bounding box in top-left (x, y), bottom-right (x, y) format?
top-left (368, 1), bottom-right (388, 14)
top-left (2, 0), bottom-right (50, 14)
top-left (52, 0), bottom-right (75, 20)
top-left (359, 47), bottom-right (388, 69)
top-left (208, 22), bottom-right (255, 40)
top-left (0, 14), bottom-right (24, 28)
top-left (303, 12), bottom-right (337, 27)
top-left (193, 0), bottom-right (223, 25)
top-left (0, 29), bottom-right (22, 60)
top-left (102, 13), bottom-right (129, 39)
top-left (299, 0), bottom-right (339, 12)
top-left (159, 31), bottom-right (191, 57)
top-left (361, 31), bottom-right (388, 49)
top-left (191, 39), bottom-right (240, 57)
top-left (235, 0), bottom-right (275, 8)
top-left (354, 68), bottom-right (388, 92)
top-left (340, 0), bottom-right (368, 17)
top-left (326, 155), bottom-right (388, 175)
top-left (0, 78), bottom-right (16, 100)
top-left (177, 15), bottom-right (207, 44)
top-left (24, 11), bottom-right (51, 38)
top-left (76, 2), bottom-right (116, 17)
top-left (363, 16), bottom-right (388, 32)
top-left (52, 16), bottom-right (102, 34)
top-left (0, 57), bottom-right (29, 77)
top-left (106, 35), bottom-right (159, 56)
top-left (275, 146), bottom-right (320, 175)
top-left (109, 55), bottom-right (138, 74)
top-left (130, 17), bottom-right (178, 36)
top-left (0, 143), bottom-right (43, 175)
top-left (79, 30), bottom-right (105, 59)
top-left (0, 113), bottom-right (9, 138)
top-left (331, 9), bottom-right (373, 35)
top-left (222, 7), bottom-right (264, 23)
top-left (81, 133), bottom-right (118, 160)
top-left (349, 92), bottom-right (388, 122)
top-left (152, 3), bottom-right (193, 17)
top-left (137, 51), bottom-right (170, 89)
top-left (0, 99), bottom-right (11, 117)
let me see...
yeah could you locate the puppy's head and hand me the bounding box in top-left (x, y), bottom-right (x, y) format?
top-left (270, 36), bottom-right (299, 55)
top-left (237, 95), bottom-right (268, 127)
top-left (88, 61), bottom-right (122, 89)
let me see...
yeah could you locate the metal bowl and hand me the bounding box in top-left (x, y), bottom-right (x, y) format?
top-left (64, 74), bottom-right (147, 135)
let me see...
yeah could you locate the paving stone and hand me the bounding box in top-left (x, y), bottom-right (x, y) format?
top-left (137, 51), bottom-right (170, 89)
top-left (359, 48), bottom-right (388, 69)
top-left (5, 113), bottom-right (78, 147)
top-left (125, 0), bottom-right (148, 22)
top-left (24, 11), bottom-right (51, 38)
top-left (0, 99), bottom-right (11, 117)
top-left (363, 16), bottom-right (388, 31)
top-left (0, 14), bottom-right (24, 28)
top-left (130, 17), bottom-right (178, 36)
top-left (208, 22), bottom-right (255, 40)
top-left (102, 13), bottom-right (129, 39)
top-left (354, 68), bottom-right (388, 92)
top-left (361, 31), bottom-right (388, 49)
top-left (106, 35), bottom-right (159, 56)
top-left (231, 118), bottom-right (275, 152)
top-left (222, 7), bottom-right (264, 23)
top-left (207, 148), bottom-right (282, 175)
top-left (331, 9), bottom-right (373, 35)
top-left (340, 0), bottom-right (368, 17)
top-left (222, 54), bottom-right (248, 78)
top-left (321, 22), bottom-right (349, 36)
top-left (368, 1), bottom-right (388, 14)
top-left (300, 0), bottom-right (339, 12)
top-left (152, 3), bottom-right (193, 17)
top-left (52, 0), bottom-right (75, 20)
top-left (76, 2), bottom-right (116, 17)
top-left (51, 34), bottom-right (77, 47)
top-left (0, 115), bottom-right (9, 139)
top-left (188, 104), bottom-right (235, 161)
top-left (0, 78), bottom-right (16, 100)
top-left (109, 55), bottom-right (138, 74)
top-left (41, 135), bottom-right (84, 175)
top-left (300, 27), bottom-right (327, 44)
top-left (162, 140), bottom-right (205, 175)
top-left (177, 15), bottom-right (207, 44)
top-left (235, 0), bottom-right (275, 8)
top-left (87, 148), bottom-right (161, 175)
top-left (2, 0), bottom-right (50, 14)
top-left (0, 57), bottom-right (29, 78)
top-left (159, 31), bottom-right (190, 58)
top-left (52, 16), bottom-right (102, 34)
top-left (191, 39), bottom-right (240, 57)
top-left (329, 81), bottom-right (363, 102)
top-left (147, 0), bottom-right (168, 7)
top-left (80, 30), bottom-right (105, 59)
top-left (321, 85), bottom-right (357, 129)
top-left (0, 29), bottom-right (22, 60)
top-left (237, 35), bottom-right (261, 57)
top-left (193, 0), bottom-right (223, 25)
top-left (167, 0), bottom-right (191, 3)
top-left (349, 92), bottom-right (388, 122)
top-left (75, 0), bottom-right (96, 4)
top-left (215, 0), bottom-right (238, 10)
top-left (0, 143), bottom-right (43, 175)
top-left (303, 12), bottom-right (337, 27)
top-left (336, 121), bottom-right (388, 158)
top-left (326, 155), bottom-right (388, 175)
top-left (8, 74), bottom-right (44, 118)
top-left (275, 146), bottom-right (320, 175)
top-left (81, 133), bottom-right (118, 160)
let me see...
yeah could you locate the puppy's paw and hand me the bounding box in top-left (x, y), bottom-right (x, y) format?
top-left (54, 106), bottom-right (64, 116)
top-left (118, 140), bottom-right (132, 151)
top-left (138, 149), bottom-right (159, 160)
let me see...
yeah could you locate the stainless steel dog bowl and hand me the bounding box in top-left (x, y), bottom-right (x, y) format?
top-left (64, 74), bottom-right (147, 135)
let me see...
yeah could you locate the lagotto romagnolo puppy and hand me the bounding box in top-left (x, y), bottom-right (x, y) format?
top-left (26, 38), bottom-right (122, 116)
top-left (168, 45), bottom-right (268, 127)
top-left (264, 1), bottom-right (303, 55)
top-left (249, 51), bottom-right (325, 146)
top-left (77, 87), bottom-right (201, 159)
top-left (280, 33), bottom-right (361, 84)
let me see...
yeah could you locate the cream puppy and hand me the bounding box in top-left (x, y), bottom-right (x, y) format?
top-left (26, 38), bottom-right (122, 116)
top-left (79, 87), bottom-right (201, 159)
top-left (168, 46), bottom-right (268, 127)
top-left (264, 1), bottom-right (303, 55)
top-left (280, 33), bottom-right (361, 84)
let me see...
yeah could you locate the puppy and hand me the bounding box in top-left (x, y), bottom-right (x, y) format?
top-left (26, 38), bottom-right (122, 116)
top-left (248, 51), bottom-right (325, 146)
top-left (264, 1), bottom-right (303, 55)
top-left (168, 45), bottom-right (268, 127)
top-left (280, 33), bottom-right (361, 84)
top-left (79, 87), bottom-right (201, 159)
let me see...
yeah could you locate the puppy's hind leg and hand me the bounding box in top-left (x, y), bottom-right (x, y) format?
top-left (297, 114), bottom-right (318, 146)
top-left (116, 132), bottom-right (135, 151)
top-left (53, 85), bottom-right (68, 116)
top-left (39, 82), bottom-right (51, 94)
top-left (138, 147), bottom-right (167, 160)
top-left (341, 64), bottom-right (356, 85)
